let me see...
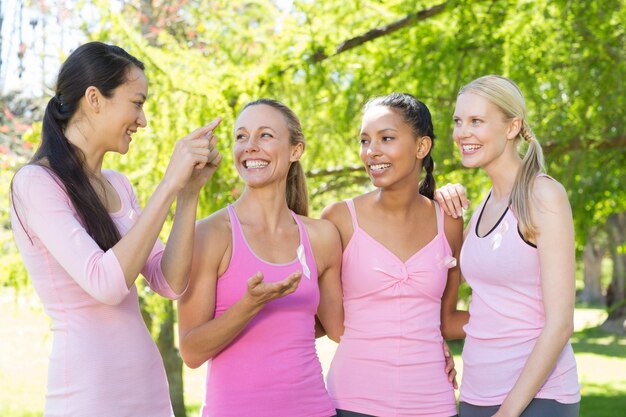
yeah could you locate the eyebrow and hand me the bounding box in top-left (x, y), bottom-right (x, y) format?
top-left (454, 114), bottom-right (485, 118)
top-left (235, 126), bottom-right (277, 133)
top-left (258, 125), bottom-right (277, 132)
top-left (361, 127), bottom-right (398, 136)
top-left (134, 93), bottom-right (147, 101)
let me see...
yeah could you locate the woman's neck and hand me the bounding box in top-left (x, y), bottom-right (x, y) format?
top-left (64, 121), bottom-right (105, 175)
top-left (480, 141), bottom-right (523, 200)
top-left (235, 187), bottom-right (293, 232)
top-left (485, 155), bottom-right (522, 201)
top-left (374, 180), bottom-right (424, 215)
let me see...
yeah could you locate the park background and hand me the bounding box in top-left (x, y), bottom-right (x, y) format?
top-left (0, 0), bottom-right (624, 416)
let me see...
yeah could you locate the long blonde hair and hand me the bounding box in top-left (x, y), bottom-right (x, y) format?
top-left (459, 75), bottom-right (545, 240)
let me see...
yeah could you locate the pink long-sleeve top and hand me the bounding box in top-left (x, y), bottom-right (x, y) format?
top-left (10, 165), bottom-right (179, 417)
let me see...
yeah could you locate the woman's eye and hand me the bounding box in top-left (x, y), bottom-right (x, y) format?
top-left (235, 134), bottom-right (246, 141)
top-left (261, 132), bottom-right (274, 138)
top-left (360, 138), bottom-right (369, 145)
top-left (382, 136), bottom-right (394, 141)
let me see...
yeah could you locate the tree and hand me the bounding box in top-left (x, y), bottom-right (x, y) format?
top-left (581, 229), bottom-right (605, 305)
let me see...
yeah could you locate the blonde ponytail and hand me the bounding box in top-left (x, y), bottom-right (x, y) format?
top-left (511, 122), bottom-right (545, 240)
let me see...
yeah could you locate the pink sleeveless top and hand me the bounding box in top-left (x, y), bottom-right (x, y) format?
top-left (326, 199), bottom-right (458, 417)
top-left (459, 191), bottom-right (580, 405)
top-left (201, 204), bottom-right (335, 417)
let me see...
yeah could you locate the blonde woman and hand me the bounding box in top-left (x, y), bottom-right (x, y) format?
top-left (449, 75), bottom-right (580, 417)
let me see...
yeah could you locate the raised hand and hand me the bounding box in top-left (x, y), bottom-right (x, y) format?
top-left (181, 129), bottom-right (223, 196)
top-left (243, 271), bottom-right (302, 311)
top-left (434, 182), bottom-right (470, 219)
top-left (163, 117), bottom-right (222, 192)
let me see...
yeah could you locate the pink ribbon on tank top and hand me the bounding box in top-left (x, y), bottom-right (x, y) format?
top-left (296, 244), bottom-right (311, 279)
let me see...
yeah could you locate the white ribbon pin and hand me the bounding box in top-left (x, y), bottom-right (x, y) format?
top-left (296, 244), bottom-right (311, 279)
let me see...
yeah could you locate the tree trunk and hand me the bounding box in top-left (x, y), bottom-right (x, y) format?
top-left (156, 302), bottom-right (186, 417)
top-left (580, 233), bottom-right (604, 304)
top-left (605, 212), bottom-right (626, 326)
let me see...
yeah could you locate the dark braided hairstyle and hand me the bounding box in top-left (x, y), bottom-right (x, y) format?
top-left (11, 41), bottom-right (145, 250)
top-left (364, 93), bottom-right (436, 198)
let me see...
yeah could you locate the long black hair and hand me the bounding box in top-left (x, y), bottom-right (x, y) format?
top-left (364, 93), bottom-right (437, 198)
top-left (12, 41), bottom-right (145, 250)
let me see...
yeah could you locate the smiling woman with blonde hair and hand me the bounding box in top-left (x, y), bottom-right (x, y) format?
top-left (177, 99), bottom-right (343, 417)
top-left (451, 75), bottom-right (580, 417)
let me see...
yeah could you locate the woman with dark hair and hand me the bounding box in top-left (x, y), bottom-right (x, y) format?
top-left (323, 93), bottom-right (466, 417)
top-left (10, 41), bottom-right (221, 416)
top-left (177, 99), bottom-right (343, 417)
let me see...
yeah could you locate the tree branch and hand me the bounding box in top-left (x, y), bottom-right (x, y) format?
top-left (310, 175), bottom-right (370, 198)
top-left (543, 135), bottom-right (626, 154)
top-left (311, 2), bottom-right (449, 63)
top-left (307, 164), bottom-right (364, 178)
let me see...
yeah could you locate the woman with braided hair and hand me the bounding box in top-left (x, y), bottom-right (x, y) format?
top-left (10, 41), bottom-right (222, 416)
top-left (322, 93), bottom-right (466, 417)
top-left (450, 75), bottom-right (580, 417)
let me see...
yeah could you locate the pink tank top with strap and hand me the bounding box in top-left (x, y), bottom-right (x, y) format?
top-left (327, 199), bottom-right (458, 417)
top-left (201, 204), bottom-right (335, 417)
top-left (459, 186), bottom-right (580, 405)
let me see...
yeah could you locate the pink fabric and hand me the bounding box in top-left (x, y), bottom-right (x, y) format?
top-left (327, 199), bottom-right (458, 417)
top-left (201, 204), bottom-right (335, 417)
top-left (459, 193), bottom-right (580, 405)
top-left (11, 165), bottom-right (177, 417)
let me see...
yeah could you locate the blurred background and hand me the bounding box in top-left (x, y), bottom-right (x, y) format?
top-left (0, 0), bottom-right (624, 416)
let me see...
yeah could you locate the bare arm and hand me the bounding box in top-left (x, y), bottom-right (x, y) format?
top-left (441, 212), bottom-right (469, 341)
top-left (113, 122), bottom-right (219, 289)
top-left (160, 129), bottom-right (222, 294)
top-left (494, 178), bottom-right (576, 417)
top-left (309, 218), bottom-right (344, 342)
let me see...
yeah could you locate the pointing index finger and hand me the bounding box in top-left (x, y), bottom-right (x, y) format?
top-left (188, 117), bottom-right (223, 140)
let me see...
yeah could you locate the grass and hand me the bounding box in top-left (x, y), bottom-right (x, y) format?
top-left (1, 290), bottom-right (624, 417)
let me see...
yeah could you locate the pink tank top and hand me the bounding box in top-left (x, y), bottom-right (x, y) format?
top-left (201, 204), bottom-right (335, 417)
top-left (326, 199), bottom-right (458, 417)
top-left (459, 191), bottom-right (580, 405)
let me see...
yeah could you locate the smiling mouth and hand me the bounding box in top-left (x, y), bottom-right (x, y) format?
top-left (462, 144), bottom-right (482, 152)
top-left (369, 163), bottom-right (391, 171)
top-left (243, 160), bottom-right (269, 169)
